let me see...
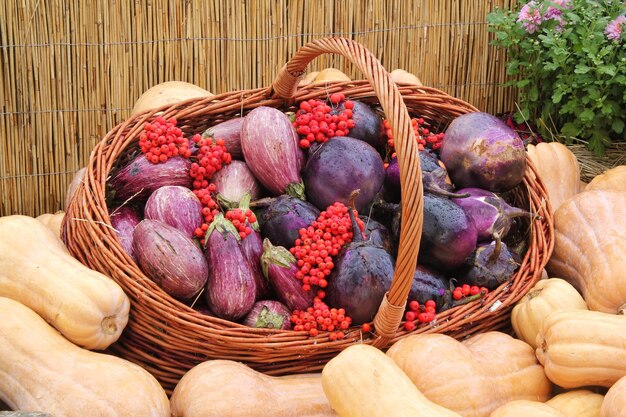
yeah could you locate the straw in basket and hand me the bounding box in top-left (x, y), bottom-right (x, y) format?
top-left (64, 37), bottom-right (554, 393)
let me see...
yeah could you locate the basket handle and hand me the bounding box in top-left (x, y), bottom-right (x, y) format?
top-left (269, 38), bottom-right (424, 347)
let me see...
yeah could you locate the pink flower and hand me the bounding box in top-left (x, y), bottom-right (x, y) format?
top-left (517, 1), bottom-right (543, 33)
top-left (545, 5), bottom-right (565, 32)
top-left (605, 15), bottom-right (626, 41)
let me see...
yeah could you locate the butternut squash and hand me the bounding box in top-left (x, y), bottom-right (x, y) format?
top-left (386, 332), bottom-right (551, 417)
top-left (0, 297), bottom-right (169, 416)
top-left (586, 166), bottom-right (626, 192)
top-left (322, 344), bottom-right (461, 417)
top-left (511, 278), bottom-right (588, 349)
top-left (36, 211), bottom-right (65, 238)
top-left (536, 309), bottom-right (626, 388)
top-left (0, 215), bottom-right (129, 350)
top-left (547, 190), bottom-right (626, 314)
top-left (546, 390), bottom-right (603, 417)
top-left (489, 400), bottom-right (565, 417)
top-left (601, 375), bottom-right (626, 417)
top-left (526, 142), bottom-right (582, 214)
top-left (170, 360), bottom-right (336, 417)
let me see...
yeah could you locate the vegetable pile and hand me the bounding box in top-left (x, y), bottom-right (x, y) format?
top-left (106, 98), bottom-right (533, 339)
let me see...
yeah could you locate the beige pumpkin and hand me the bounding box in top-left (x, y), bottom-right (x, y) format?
top-left (0, 297), bottom-right (169, 416)
top-left (547, 389), bottom-right (603, 417)
top-left (0, 215), bottom-right (130, 350)
top-left (490, 400), bottom-right (565, 417)
top-left (312, 68), bottom-right (351, 84)
top-left (601, 375), bottom-right (626, 417)
top-left (386, 332), bottom-right (552, 417)
top-left (299, 71), bottom-right (320, 86)
top-left (131, 81), bottom-right (214, 116)
top-left (322, 344), bottom-right (461, 417)
top-left (526, 142), bottom-right (582, 214)
top-left (36, 211), bottom-right (65, 238)
top-left (390, 69), bottom-right (423, 85)
top-left (586, 166), bottom-right (626, 192)
top-left (547, 190), bottom-right (626, 313)
top-left (536, 309), bottom-right (626, 388)
top-left (170, 360), bottom-right (336, 417)
top-left (511, 278), bottom-right (588, 349)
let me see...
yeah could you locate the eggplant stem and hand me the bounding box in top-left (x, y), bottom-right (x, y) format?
top-left (488, 232), bottom-right (502, 264)
top-left (348, 189), bottom-right (364, 242)
top-left (249, 197), bottom-right (276, 208)
top-left (452, 290), bottom-right (487, 307)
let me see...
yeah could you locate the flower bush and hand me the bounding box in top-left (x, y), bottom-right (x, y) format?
top-left (488, 0), bottom-right (626, 155)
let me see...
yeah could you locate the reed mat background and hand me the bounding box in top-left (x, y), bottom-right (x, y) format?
top-left (1, 0), bottom-right (519, 217)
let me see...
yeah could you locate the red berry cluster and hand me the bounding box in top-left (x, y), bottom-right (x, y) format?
top-left (403, 299), bottom-right (438, 331)
top-left (452, 284), bottom-right (489, 301)
top-left (384, 117), bottom-right (445, 152)
top-left (225, 208), bottom-right (257, 239)
top-left (289, 202), bottom-right (365, 293)
top-left (139, 117), bottom-right (192, 163)
top-left (290, 297), bottom-right (353, 339)
top-left (293, 93), bottom-right (356, 149)
top-left (189, 135), bottom-right (232, 244)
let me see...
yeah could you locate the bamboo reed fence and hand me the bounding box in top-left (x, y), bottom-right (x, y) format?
top-left (1, 0), bottom-right (520, 217)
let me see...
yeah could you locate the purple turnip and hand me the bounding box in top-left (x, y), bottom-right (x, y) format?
top-left (109, 155), bottom-right (192, 202)
top-left (454, 237), bottom-right (519, 290)
top-left (332, 100), bottom-right (385, 150)
top-left (241, 107), bottom-right (305, 199)
top-left (133, 219), bottom-right (208, 300)
top-left (417, 193), bottom-right (478, 271)
top-left (359, 215), bottom-right (393, 253)
top-left (144, 186), bottom-right (203, 240)
top-left (440, 112), bottom-right (526, 192)
top-left (202, 117), bottom-right (244, 159)
top-left (451, 187), bottom-right (531, 242)
top-left (325, 191), bottom-right (395, 325)
top-left (204, 214), bottom-right (257, 321)
top-left (408, 265), bottom-right (450, 309)
top-left (211, 160), bottom-right (261, 209)
top-left (243, 300), bottom-right (292, 330)
top-left (259, 195), bottom-right (320, 249)
top-left (303, 136), bottom-right (385, 211)
top-left (110, 205), bottom-right (141, 262)
top-left (260, 239), bottom-right (314, 311)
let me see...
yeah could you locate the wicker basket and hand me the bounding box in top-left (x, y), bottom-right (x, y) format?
top-left (64, 37), bottom-right (554, 392)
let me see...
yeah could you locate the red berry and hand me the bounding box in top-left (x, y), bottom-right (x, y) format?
top-left (409, 300), bottom-right (420, 312)
top-left (404, 321), bottom-right (416, 331)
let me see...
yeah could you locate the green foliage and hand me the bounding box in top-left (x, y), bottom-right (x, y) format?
top-left (488, 0), bottom-right (626, 155)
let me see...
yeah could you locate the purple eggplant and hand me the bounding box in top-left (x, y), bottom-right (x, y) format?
top-left (303, 136), bottom-right (385, 211)
top-left (332, 100), bottom-right (385, 150)
top-left (408, 265), bottom-right (449, 309)
top-left (451, 187), bottom-right (531, 242)
top-left (133, 219), bottom-right (208, 299)
top-left (238, 194), bottom-right (271, 300)
top-left (243, 300), bottom-right (292, 330)
top-left (211, 160), bottom-right (261, 209)
top-left (241, 107), bottom-right (305, 199)
top-left (144, 186), bottom-right (203, 240)
top-left (259, 195), bottom-right (320, 249)
top-left (359, 215), bottom-right (392, 253)
top-left (454, 237), bottom-right (519, 290)
top-left (109, 155), bottom-right (192, 202)
top-left (325, 192), bottom-right (395, 325)
top-left (204, 214), bottom-right (257, 321)
top-left (110, 205), bottom-right (141, 262)
top-left (385, 153), bottom-right (466, 202)
top-left (203, 117), bottom-right (244, 159)
top-left (440, 112), bottom-right (526, 192)
top-left (261, 239), bottom-right (315, 311)
top-left (417, 193), bottom-right (478, 271)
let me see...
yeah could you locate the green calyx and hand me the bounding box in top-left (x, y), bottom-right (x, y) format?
top-left (205, 213), bottom-right (241, 243)
top-left (285, 181), bottom-right (306, 201)
top-left (260, 238), bottom-right (296, 279)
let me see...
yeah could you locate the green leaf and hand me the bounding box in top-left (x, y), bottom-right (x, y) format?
top-left (598, 65), bottom-right (617, 77)
top-left (552, 89), bottom-right (566, 104)
top-left (561, 122), bottom-right (581, 138)
top-left (529, 85), bottom-right (539, 102)
top-left (517, 79), bottom-right (531, 88)
top-left (574, 65), bottom-right (590, 74)
top-left (579, 109), bottom-right (595, 123)
top-left (612, 119), bottom-right (625, 134)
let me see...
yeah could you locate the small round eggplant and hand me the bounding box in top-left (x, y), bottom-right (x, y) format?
top-left (408, 265), bottom-right (449, 309)
top-left (303, 136), bottom-right (385, 211)
top-left (242, 300), bottom-right (292, 330)
top-left (332, 100), bottom-right (385, 150)
top-left (359, 215), bottom-right (393, 253)
top-left (211, 161), bottom-right (261, 209)
top-left (454, 238), bottom-right (519, 290)
top-left (452, 187), bottom-right (531, 241)
top-left (144, 186), bottom-right (203, 240)
top-left (202, 117), bottom-right (244, 160)
top-left (259, 195), bottom-right (320, 249)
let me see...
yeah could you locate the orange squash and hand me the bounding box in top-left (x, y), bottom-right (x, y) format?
top-left (490, 400), bottom-right (565, 417)
top-left (131, 81), bottom-right (214, 116)
top-left (601, 375), bottom-right (626, 417)
top-left (386, 332), bottom-right (551, 417)
top-left (586, 166), bottom-right (626, 192)
top-left (546, 389), bottom-right (603, 417)
top-left (36, 211), bottom-right (65, 239)
top-left (390, 69), bottom-right (423, 86)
